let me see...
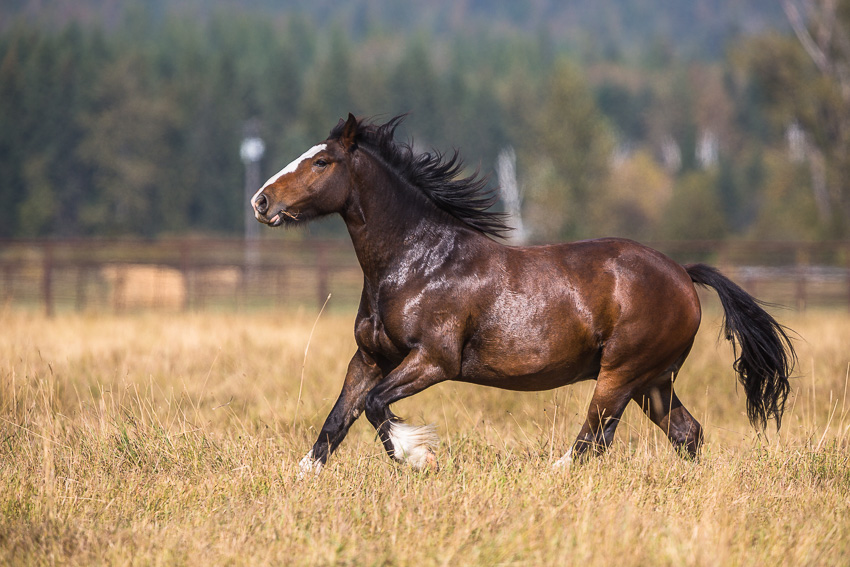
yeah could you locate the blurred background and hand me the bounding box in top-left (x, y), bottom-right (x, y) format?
top-left (1, 0), bottom-right (849, 313)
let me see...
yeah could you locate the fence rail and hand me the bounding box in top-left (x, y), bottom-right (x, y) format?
top-left (1, 238), bottom-right (849, 314)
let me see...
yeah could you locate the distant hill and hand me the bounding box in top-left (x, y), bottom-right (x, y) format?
top-left (2, 0), bottom-right (788, 60)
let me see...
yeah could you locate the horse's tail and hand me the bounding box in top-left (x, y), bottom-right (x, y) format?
top-left (685, 263), bottom-right (796, 431)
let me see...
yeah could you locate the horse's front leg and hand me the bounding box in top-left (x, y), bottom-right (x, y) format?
top-left (364, 348), bottom-right (455, 470)
top-left (298, 349), bottom-right (382, 477)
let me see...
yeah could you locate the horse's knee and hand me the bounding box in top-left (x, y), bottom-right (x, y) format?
top-left (364, 390), bottom-right (387, 428)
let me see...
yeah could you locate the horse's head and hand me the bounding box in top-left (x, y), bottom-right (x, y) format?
top-left (252, 114), bottom-right (359, 227)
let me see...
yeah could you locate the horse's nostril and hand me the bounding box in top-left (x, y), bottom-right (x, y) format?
top-left (255, 193), bottom-right (269, 215)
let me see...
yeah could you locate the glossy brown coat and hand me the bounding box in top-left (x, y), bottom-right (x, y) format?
top-left (252, 115), bottom-right (795, 472)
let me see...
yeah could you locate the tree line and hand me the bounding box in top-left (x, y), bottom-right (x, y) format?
top-left (0, 4), bottom-right (846, 241)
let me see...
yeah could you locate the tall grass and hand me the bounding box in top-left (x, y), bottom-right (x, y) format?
top-left (0, 306), bottom-right (848, 565)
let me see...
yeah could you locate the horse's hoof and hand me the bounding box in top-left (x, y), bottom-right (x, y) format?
top-left (552, 447), bottom-right (573, 470)
top-left (296, 450), bottom-right (323, 480)
top-left (423, 449), bottom-right (439, 471)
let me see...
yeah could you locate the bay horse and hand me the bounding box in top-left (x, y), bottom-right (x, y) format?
top-left (252, 114), bottom-right (796, 474)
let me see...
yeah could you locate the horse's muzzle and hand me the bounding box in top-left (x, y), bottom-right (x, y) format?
top-left (253, 193), bottom-right (269, 216)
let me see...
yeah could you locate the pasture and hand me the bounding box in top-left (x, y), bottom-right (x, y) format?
top-left (1, 305), bottom-right (848, 565)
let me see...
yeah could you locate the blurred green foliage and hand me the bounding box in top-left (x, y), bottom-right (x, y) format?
top-left (0, 2), bottom-right (845, 241)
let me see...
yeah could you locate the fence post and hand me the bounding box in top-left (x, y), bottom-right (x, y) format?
top-left (43, 242), bottom-right (54, 317)
top-left (316, 242), bottom-right (329, 310)
top-left (275, 266), bottom-right (287, 308)
top-left (795, 245), bottom-right (809, 312)
top-left (75, 265), bottom-right (88, 312)
top-left (179, 241), bottom-right (190, 311)
top-left (846, 243), bottom-right (850, 313)
top-left (3, 263), bottom-right (12, 304)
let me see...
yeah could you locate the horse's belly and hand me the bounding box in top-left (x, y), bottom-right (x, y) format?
top-left (456, 366), bottom-right (598, 391)
top-left (457, 284), bottom-right (603, 390)
top-left (458, 339), bottom-right (601, 391)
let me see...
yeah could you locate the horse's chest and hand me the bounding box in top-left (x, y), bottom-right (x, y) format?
top-left (355, 282), bottom-right (436, 359)
top-left (354, 313), bottom-right (405, 362)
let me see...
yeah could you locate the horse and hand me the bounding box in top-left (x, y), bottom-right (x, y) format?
top-left (251, 114), bottom-right (796, 475)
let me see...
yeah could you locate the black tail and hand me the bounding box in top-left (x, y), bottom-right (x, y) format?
top-left (685, 263), bottom-right (796, 430)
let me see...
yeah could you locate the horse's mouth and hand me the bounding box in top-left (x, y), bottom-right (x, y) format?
top-left (268, 209), bottom-right (298, 227)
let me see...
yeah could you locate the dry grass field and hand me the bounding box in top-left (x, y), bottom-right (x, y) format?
top-left (1, 302), bottom-right (848, 566)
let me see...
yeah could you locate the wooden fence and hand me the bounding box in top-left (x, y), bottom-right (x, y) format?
top-left (1, 238), bottom-right (849, 315)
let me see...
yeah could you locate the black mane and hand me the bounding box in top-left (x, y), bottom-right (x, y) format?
top-left (329, 115), bottom-right (511, 238)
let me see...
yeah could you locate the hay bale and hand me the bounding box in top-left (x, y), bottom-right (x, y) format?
top-left (101, 264), bottom-right (186, 311)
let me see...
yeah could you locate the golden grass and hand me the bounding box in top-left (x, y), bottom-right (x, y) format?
top-left (1, 305), bottom-right (848, 566)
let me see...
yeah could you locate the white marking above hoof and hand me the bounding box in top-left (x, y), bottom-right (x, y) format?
top-left (388, 422), bottom-right (439, 469)
top-left (553, 447), bottom-right (573, 470)
top-left (297, 449), bottom-right (323, 480)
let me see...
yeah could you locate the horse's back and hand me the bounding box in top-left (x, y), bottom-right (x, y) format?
top-left (524, 237), bottom-right (702, 349)
top-left (503, 237), bottom-right (699, 320)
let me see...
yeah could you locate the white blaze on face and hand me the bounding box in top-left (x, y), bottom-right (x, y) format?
top-left (251, 144), bottom-right (327, 206)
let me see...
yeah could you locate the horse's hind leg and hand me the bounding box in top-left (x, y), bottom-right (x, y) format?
top-left (633, 379), bottom-right (704, 458)
top-left (554, 379), bottom-right (632, 467)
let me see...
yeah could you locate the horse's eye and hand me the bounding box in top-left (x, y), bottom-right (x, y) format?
top-left (314, 159), bottom-right (329, 168)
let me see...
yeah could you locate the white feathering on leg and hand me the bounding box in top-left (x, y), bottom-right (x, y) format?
top-left (297, 449), bottom-right (323, 479)
top-left (387, 422), bottom-right (439, 469)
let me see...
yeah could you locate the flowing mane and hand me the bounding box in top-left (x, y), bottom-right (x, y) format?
top-left (328, 115), bottom-right (511, 238)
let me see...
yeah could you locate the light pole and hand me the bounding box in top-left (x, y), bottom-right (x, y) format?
top-left (241, 122), bottom-right (265, 241)
top-left (241, 119), bottom-right (265, 277)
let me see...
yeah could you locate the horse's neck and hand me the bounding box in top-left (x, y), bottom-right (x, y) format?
top-left (340, 159), bottom-right (472, 280)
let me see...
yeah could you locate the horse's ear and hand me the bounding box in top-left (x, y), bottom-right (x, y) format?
top-left (340, 113), bottom-right (359, 152)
